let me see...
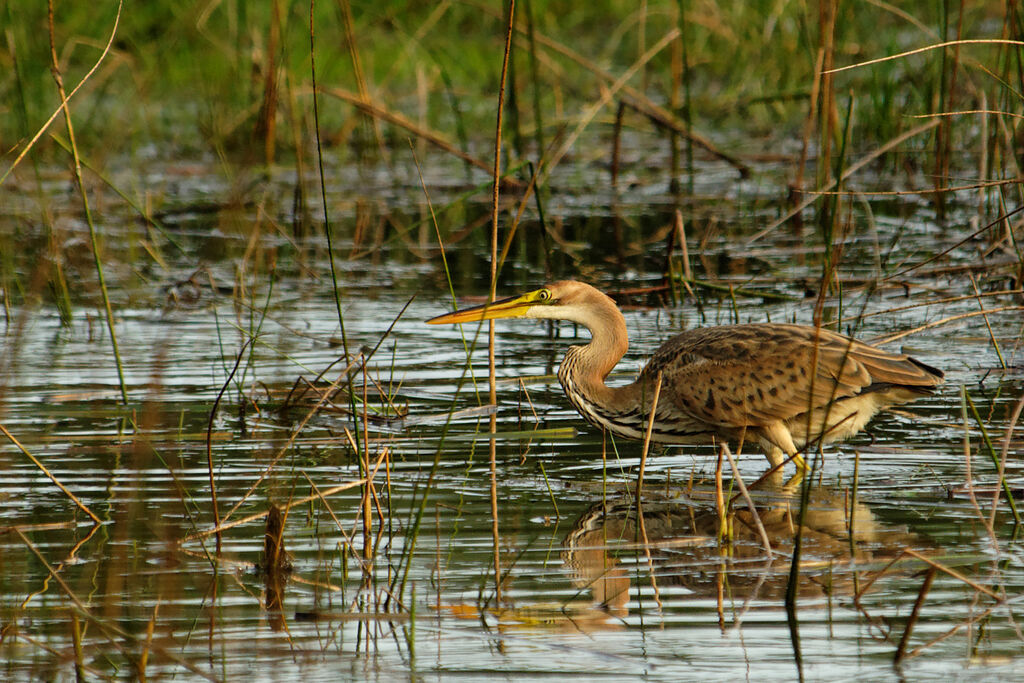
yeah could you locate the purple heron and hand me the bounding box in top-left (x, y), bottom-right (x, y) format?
top-left (428, 280), bottom-right (943, 471)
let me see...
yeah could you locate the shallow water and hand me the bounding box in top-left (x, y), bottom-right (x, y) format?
top-left (1, 154), bottom-right (1023, 681)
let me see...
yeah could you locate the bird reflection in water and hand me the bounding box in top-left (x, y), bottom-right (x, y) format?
top-left (561, 484), bottom-right (915, 626)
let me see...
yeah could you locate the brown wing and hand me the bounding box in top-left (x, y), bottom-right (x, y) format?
top-left (640, 323), bottom-right (941, 428)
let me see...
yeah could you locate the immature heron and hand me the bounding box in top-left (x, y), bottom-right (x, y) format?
top-left (428, 280), bottom-right (943, 471)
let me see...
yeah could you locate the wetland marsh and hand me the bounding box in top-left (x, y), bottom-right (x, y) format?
top-left (1, 1), bottom-right (1023, 680)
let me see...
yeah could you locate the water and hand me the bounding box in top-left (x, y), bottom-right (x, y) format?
top-left (1, 154), bottom-right (1022, 680)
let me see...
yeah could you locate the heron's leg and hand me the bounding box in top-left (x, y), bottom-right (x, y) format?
top-left (760, 422), bottom-right (809, 472)
top-left (755, 445), bottom-right (792, 490)
top-left (787, 451), bottom-right (809, 472)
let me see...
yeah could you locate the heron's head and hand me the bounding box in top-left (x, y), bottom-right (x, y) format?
top-left (427, 280), bottom-right (610, 326)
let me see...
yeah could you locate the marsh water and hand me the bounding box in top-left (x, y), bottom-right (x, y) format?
top-left (1, 150), bottom-right (1023, 681)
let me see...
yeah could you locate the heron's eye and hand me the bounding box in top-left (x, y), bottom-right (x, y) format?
top-left (538, 289), bottom-right (551, 301)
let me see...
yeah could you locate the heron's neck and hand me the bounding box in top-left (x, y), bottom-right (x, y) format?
top-left (558, 306), bottom-right (631, 406)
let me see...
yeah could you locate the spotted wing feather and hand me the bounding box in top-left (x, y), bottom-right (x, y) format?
top-left (639, 324), bottom-right (940, 428)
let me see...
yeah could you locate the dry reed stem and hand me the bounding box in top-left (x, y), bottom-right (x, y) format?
top-left (303, 458), bottom-right (401, 608)
top-left (848, 450), bottom-right (861, 593)
top-left (219, 358), bottom-right (359, 524)
top-left (70, 611), bottom-right (85, 680)
top-left (207, 339), bottom-right (253, 546)
top-left (611, 100), bottom-right (625, 187)
top-left (0, 423), bottom-right (101, 523)
top-left (255, 0), bottom-right (280, 165)
top-left (913, 109), bottom-right (1024, 121)
top-left (513, 378), bottom-right (542, 462)
top-left (182, 478), bottom-right (366, 542)
top-left (969, 273), bottom-right (1007, 368)
top-left (4, 631), bottom-right (70, 666)
top-left (747, 120), bottom-right (940, 245)
top-left (14, 527), bottom-right (216, 681)
top-left (138, 601), bottom-right (159, 680)
top-left (0, 521), bottom-right (76, 535)
top-left (826, 39), bottom-right (1024, 74)
top-left (634, 370), bottom-right (665, 612)
top-left (714, 448), bottom-right (726, 540)
top-left (674, 210), bottom-right (693, 281)
top-left (495, 161), bottom-right (542, 274)
top-left (816, 0), bottom-right (838, 194)
top-left (794, 20), bottom-right (825, 198)
top-left (263, 504), bottom-right (287, 571)
top-left (505, 18), bottom-right (748, 173)
top-left (853, 550), bottom-right (913, 603)
top-left (901, 548), bottom-right (1000, 600)
top-left (0, 2), bottom-right (122, 186)
top-left (486, 0), bottom-right (517, 608)
top-left (960, 387), bottom-right (1000, 557)
top-left (353, 446), bottom-right (390, 544)
top-left (338, 0), bottom-right (387, 158)
top-left (881, 205), bottom-right (1024, 281)
top-left (361, 360), bottom-right (372, 566)
top-left (540, 28), bottom-right (681, 186)
top-left (833, 290), bottom-right (1024, 326)
top-left (744, 459), bottom-right (792, 492)
top-left (810, 176), bottom-right (1024, 196)
top-left (862, 0), bottom-right (936, 36)
top-left (47, 0), bottom-right (128, 405)
top-left (323, 86), bottom-right (520, 185)
top-left (635, 371), bottom-right (663, 504)
top-left (934, 5), bottom-right (964, 209)
top-left (906, 596), bottom-right (1017, 658)
top-left (720, 444), bottom-right (772, 557)
top-left (301, 472), bottom-right (354, 545)
top-left (993, 391), bottom-right (1024, 530)
top-left (869, 306), bottom-right (1024, 344)
top-left (672, 210), bottom-right (698, 301)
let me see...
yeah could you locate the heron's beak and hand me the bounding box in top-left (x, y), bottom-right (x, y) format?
top-left (427, 289), bottom-right (545, 324)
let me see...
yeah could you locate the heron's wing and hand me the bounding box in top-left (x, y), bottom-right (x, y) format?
top-left (641, 324), bottom-right (876, 427)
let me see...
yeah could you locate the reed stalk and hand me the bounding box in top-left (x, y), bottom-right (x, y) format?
top-left (47, 0), bottom-right (128, 405)
top-left (206, 339), bottom-right (253, 548)
top-left (635, 371), bottom-right (663, 503)
top-left (964, 390), bottom-right (1021, 524)
top-left (485, 0), bottom-right (517, 608)
top-left (721, 444), bottom-right (771, 556)
top-left (0, 423), bottom-right (101, 523)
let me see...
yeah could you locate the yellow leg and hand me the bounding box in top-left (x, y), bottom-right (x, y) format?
top-left (760, 422), bottom-right (809, 472)
top-left (788, 451), bottom-right (809, 471)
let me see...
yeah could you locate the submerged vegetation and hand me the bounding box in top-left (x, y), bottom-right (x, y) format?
top-left (1, 0), bottom-right (1023, 679)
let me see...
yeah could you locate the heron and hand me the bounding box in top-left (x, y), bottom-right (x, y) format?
top-left (428, 280), bottom-right (943, 471)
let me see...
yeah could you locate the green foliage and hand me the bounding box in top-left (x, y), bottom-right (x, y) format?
top-left (1, 0), bottom-right (1017, 163)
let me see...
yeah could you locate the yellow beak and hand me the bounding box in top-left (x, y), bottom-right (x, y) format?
top-left (427, 290), bottom-right (544, 324)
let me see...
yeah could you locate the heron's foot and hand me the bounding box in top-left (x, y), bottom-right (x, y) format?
top-left (788, 451), bottom-right (809, 472)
